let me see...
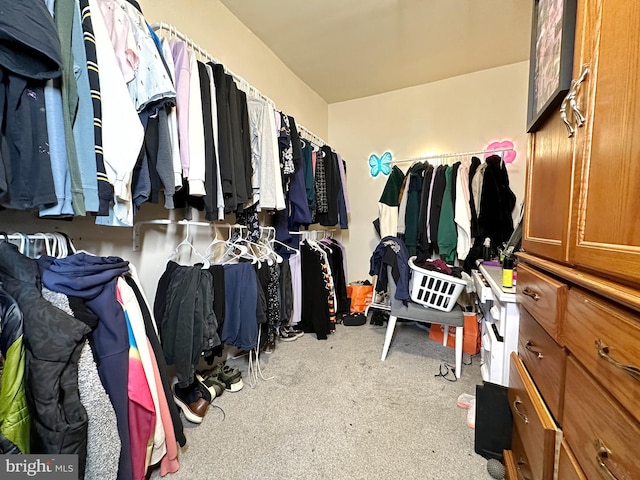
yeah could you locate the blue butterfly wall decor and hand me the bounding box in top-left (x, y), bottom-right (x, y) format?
top-left (368, 151), bottom-right (392, 177)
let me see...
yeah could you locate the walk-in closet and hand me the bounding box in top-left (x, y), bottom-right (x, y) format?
top-left (6, 1), bottom-right (635, 479)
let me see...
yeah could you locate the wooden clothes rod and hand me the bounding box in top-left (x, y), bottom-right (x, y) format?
top-left (392, 147), bottom-right (515, 165)
top-left (150, 21), bottom-right (326, 146)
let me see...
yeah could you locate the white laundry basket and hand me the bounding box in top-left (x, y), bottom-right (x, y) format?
top-left (408, 256), bottom-right (466, 312)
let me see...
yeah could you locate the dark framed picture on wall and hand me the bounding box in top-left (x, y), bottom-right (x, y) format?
top-left (526, 0), bottom-right (577, 132)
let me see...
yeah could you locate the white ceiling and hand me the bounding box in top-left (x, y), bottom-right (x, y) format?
top-left (220, 0), bottom-right (533, 103)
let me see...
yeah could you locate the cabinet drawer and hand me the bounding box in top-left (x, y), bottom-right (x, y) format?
top-left (564, 356), bottom-right (640, 480)
top-left (509, 427), bottom-right (536, 480)
top-left (564, 288), bottom-right (640, 423)
top-left (508, 353), bottom-right (561, 480)
top-left (503, 449), bottom-right (518, 480)
top-left (518, 308), bottom-right (566, 423)
top-left (558, 440), bottom-right (587, 480)
top-left (516, 263), bottom-right (567, 342)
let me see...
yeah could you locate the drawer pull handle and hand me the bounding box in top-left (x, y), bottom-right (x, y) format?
top-left (595, 438), bottom-right (620, 480)
top-left (596, 339), bottom-right (640, 382)
top-left (516, 457), bottom-right (532, 480)
top-left (525, 340), bottom-right (544, 359)
top-left (512, 396), bottom-right (529, 424)
top-left (522, 288), bottom-right (540, 301)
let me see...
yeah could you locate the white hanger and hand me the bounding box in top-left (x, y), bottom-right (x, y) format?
top-left (55, 233), bottom-right (68, 258)
top-left (31, 233), bottom-right (51, 257)
top-left (168, 223), bottom-right (211, 269)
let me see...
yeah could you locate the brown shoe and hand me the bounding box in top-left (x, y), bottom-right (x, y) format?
top-left (173, 384), bottom-right (209, 423)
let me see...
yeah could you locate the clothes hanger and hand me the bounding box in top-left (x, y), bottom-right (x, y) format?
top-left (253, 228), bottom-right (283, 265)
top-left (54, 232), bottom-right (68, 258)
top-left (168, 222), bottom-right (211, 269)
top-left (207, 224), bottom-right (251, 263)
top-left (230, 228), bottom-right (264, 265)
top-left (62, 232), bottom-right (77, 254)
top-left (219, 225), bottom-right (253, 264)
top-left (17, 233), bottom-right (30, 257)
top-left (31, 233), bottom-right (51, 257)
top-left (272, 238), bottom-right (299, 256)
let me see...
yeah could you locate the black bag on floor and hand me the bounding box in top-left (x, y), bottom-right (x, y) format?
top-left (474, 381), bottom-right (512, 461)
top-left (343, 313), bottom-right (366, 326)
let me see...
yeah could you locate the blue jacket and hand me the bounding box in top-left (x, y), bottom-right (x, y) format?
top-left (369, 236), bottom-right (410, 302)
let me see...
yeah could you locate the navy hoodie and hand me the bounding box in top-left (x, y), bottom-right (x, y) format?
top-left (37, 253), bottom-right (133, 480)
top-left (369, 236), bottom-right (411, 302)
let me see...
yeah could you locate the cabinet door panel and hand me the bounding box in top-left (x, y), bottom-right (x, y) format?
top-left (570, 0), bottom-right (640, 284)
top-left (522, 111), bottom-right (574, 263)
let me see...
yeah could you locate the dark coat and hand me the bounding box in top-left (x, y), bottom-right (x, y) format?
top-left (0, 0), bottom-right (63, 209)
top-left (0, 243), bottom-right (91, 463)
top-left (478, 155), bottom-right (517, 245)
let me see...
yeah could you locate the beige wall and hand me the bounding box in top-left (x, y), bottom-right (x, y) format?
top-left (139, 0), bottom-right (329, 138)
top-left (329, 61), bottom-right (529, 282)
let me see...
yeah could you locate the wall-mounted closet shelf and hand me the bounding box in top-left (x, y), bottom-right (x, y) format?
top-left (133, 219), bottom-right (212, 251)
top-left (150, 21), bottom-right (327, 146)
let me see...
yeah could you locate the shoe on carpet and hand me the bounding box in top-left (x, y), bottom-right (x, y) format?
top-left (173, 383), bottom-right (209, 424)
top-left (196, 372), bottom-right (225, 400)
top-left (278, 326), bottom-right (304, 341)
top-left (202, 364), bottom-right (244, 392)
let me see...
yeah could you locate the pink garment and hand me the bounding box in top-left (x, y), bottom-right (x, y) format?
top-left (96, 0), bottom-right (138, 83)
top-left (117, 286), bottom-right (156, 480)
top-left (312, 151), bottom-right (317, 177)
top-left (170, 39), bottom-right (191, 177)
top-left (147, 339), bottom-right (180, 477)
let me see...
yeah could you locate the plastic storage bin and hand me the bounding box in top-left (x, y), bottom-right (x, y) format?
top-left (408, 256), bottom-right (466, 312)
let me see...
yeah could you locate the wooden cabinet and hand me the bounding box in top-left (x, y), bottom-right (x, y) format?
top-left (564, 356), bottom-right (640, 480)
top-left (564, 288), bottom-right (640, 424)
top-left (516, 263), bottom-right (567, 342)
top-left (508, 353), bottom-right (562, 480)
top-left (524, 0), bottom-right (640, 286)
top-left (522, 104), bottom-right (575, 264)
top-left (569, 0), bottom-right (640, 284)
top-left (557, 440), bottom-right (588, 480)
top-left (517, 308), bottom-right (566, 423)
top-left (512, 1), bottom-right (640, 477)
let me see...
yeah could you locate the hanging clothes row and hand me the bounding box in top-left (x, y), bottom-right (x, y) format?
top-left (296, 234), bottom-right (349, 339)
top-left (376, 151), bottom-right (516, 270)
top-left (151, 223), bottom-right (301, 390)
top-left (0, 2), bottom-right (350, 233)
top-left (0, 238), bottom-right (185, 480)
